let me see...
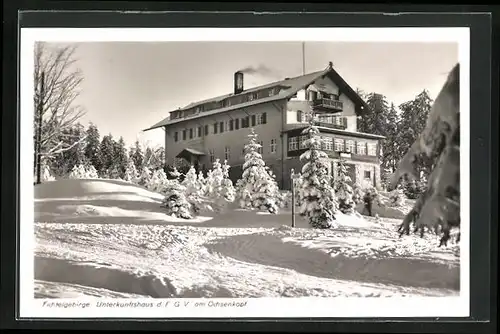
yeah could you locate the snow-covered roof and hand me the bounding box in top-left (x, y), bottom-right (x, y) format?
top-left (144, 66), bottom-right (370, 131)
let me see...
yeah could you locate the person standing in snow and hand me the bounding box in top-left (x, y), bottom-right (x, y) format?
top-left (362, 187), bottom-right (380, 217)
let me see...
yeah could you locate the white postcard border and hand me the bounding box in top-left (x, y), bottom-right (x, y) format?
top-left (19, 27), bottom-right (470, 318)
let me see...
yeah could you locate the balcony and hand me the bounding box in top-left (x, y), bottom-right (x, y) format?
top-left (312, 98), bottom-right (343, 112)
top-left (313, 121), bottom-right (346, 130)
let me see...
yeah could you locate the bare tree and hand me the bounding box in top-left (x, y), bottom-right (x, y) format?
top-left (34, 42), bottom-right (86, 183)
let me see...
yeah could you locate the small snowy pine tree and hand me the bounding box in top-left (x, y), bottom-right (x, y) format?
top-left (124, 159), bottom-right (139, 183)
top-left (41, 163), bottom-right (56, 182)
top-left (138, 166), bottom-right (152, 186)
top-left (86, 164), bottom-right (99, 179)
top-left (197, 170), bottom-right (207, 196)
top-left (334, 158), bottom-right (355, 214)
top-left (235, 129), bottom-right (281, 213)
top-left (298, 116), bottom-right (338, 228)
top-left (149, 168), bottom-right (168, 192)
top-left (205, 159), bottom-right (235, 211)
top-left (162, 173), bottom-right (192, 219)
top-left (181, 166), bottom-right (204, 214)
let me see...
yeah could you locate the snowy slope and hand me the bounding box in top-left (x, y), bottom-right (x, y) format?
top-left (34, 179), bottom-right (460, 298)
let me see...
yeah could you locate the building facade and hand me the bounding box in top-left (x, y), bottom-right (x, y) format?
top-left (145, 64), bottom-right (385, 190)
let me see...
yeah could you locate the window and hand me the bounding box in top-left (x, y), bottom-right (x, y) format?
top-left (225, 146), bottom-right (230, 160)
top-left (268, 88), bottom-right (276, 97)
top-left (219, 121), bottom-right (224, 133)
top-left (299, 135), bottom-right (308, 149)
top-left (174, 131), bottom-right (179, 142)
top-left (189, 128), bottom-right (193, 139)
top-left (297, 110), bottom-right (303, 122)
top-left (288, 137), bottom-right (298, 151)
top-left (270, 139), bottom-right (277, 154)
top-left (261, 112), bottom-right (267, 124)
top-left (334, 138), bottom-right (344, 152)
top-left (257, 141), bottom-right (263, 154)
top-left (235, 118), bottom-right (240, 130)
top-left (357, 142), bottom-right (367, 155)
top-left (209, 149), bottom-right (215, 163)
top-left (182, 129), bottom-right (187, 141)
top-left (364, 170), bottom-right (371, 179)
top-left (244, 116), bottom-right (250, 128)
top-left (213, 123), bottom-right (218, 134)
top-left (251, 115), bottom-right (256, 126)
top-left (197, 126), bottom-right (202, 137)
top-left (324, 137), bottom-right (333, 151)
top-left (257, 114), bottom-right (264, 125)
top-left (346, 140), bottom-right (355, 153)
top-left (305, 90), bottom-right (310, 100)
top-left (367, 143), bottom-right (377, 156)
top-left (229, 119), bottom-right (234, 131)
top-left (204, 125), bottom-right (209, 136)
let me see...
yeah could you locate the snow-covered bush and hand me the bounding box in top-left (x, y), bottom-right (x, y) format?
top-left (333, 158), bottom-right (355, 214)
top-left (388, 186), bottom-right (406, 207)
top-left (149, 168), bottom-right (169, 192)
top-left (352, 183), bottom-right (364, 204)
top-left (162, 176), bottom-right (192, 219)
top-left (298, 119), bottom-right (338, 229)
top-left (68, 164), bottom-right (99, 179)
top-left (235, 129), bottom-right (281, 214)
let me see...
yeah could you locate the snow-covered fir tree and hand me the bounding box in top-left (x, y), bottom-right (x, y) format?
top-left (131, 140), bottom-right (145, 173)
top-left (123, 158), bottom-right (139, 183)
top-left (149, 168), bottom-right (168, 193)
top-left (112, 137), bottom-right (128, 179)
top-left (162, 170), bottom-right (192, 219)
top-left (333, 158), bottom-right (355, 214)
top-left (98, 134), bottom-right (115, 177)
top-left (86, 164), bottom-right (99, 179)
top-left (235, 129), bottom-right (281, 214)
top-left (181, 166), bottom-right (205, 214)
top-left (389, 63), bottom-right (460, 246)
top-left (108, 164), bottom-right (122, 180)
top-left (197, 170), bottom-right (207, 196)
top-left (205, 159), bottom-right (235, 209)
top-left (352, 183), bottom-right (364, 205)
top-left (138, 166), bottom-right (152, 186)
top-left (84, 123), bottom-right (101, 171)
top-left (298, 115), bottom-right (338, 229)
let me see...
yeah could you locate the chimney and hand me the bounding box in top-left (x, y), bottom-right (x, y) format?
top-left (234, 71), bottom-right (244, 94)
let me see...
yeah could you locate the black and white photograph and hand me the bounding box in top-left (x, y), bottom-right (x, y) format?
top-left (19, 27), bottom-right (469, 318)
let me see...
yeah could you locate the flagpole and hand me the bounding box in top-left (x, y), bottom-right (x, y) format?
top-left (302, 42), bottom-right (305, 75)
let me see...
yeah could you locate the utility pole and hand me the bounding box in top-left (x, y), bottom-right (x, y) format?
top-left (35, 71), bottom-right (45, 185)
top-left (291, 168), bottom-right (296, 228)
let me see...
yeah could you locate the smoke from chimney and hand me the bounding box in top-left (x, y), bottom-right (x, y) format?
top-left (238, 64), bottom-right (282, 79)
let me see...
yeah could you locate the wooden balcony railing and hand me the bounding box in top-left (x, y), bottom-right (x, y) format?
top-left (312, 98), bottom-right (343, 111)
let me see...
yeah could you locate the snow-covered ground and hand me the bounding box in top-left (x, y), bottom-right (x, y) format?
top-left (34, 179), bottom-right (460, 298)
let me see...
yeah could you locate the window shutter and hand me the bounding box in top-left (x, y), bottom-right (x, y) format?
top-left (342, 117), bottom-right (348, 128)
top-left (262, 112), bottom-right (267, 124)
top-left (251, 115), bottom-right (256, 126)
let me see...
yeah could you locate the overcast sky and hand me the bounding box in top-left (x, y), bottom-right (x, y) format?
top-left (60, 41), bottom-right (458, 147)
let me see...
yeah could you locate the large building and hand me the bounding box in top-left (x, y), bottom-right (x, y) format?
top-left (145, 63), bottom-right (385, 190)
